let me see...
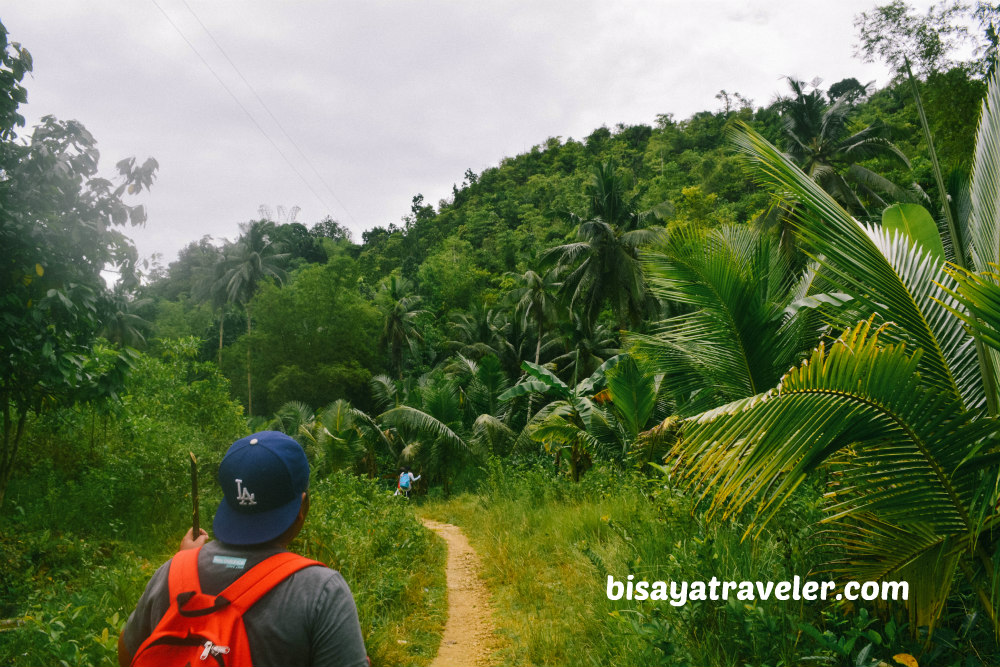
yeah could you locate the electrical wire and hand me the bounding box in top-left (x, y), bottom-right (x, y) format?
top-left (148, 0), bottom-right (336, 219)
top-left (180, 0), bottom-right (357, 226)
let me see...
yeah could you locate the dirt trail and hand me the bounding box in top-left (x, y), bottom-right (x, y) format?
top-left (421, 518), bottom-right (497, 667)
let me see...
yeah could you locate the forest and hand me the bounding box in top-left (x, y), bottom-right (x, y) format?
top-left (6, 2), bottom-right (1000, 666)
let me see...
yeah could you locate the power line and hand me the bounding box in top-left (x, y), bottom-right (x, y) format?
top-left (148, 0), bottom-right (336, 220)
top-left (180, 0), bottom-right (357, 226)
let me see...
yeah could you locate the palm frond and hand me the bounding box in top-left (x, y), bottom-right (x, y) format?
top-left (676, 320), bottom-right (998, 538)
top-left (730, 122), bottom-right (981, 409)
top-left (942, 264), bottom-right (1000, 352)
top-left (635, 224), bottom-right (806, 403)
top-left (471, 413), bottom-right (516, 456)
top-left (970, 66), bottom-right (1000, 273)
top-left (379, 405), bottom-right (470, 455)
top-left (824, 514), bottom-right (960, 633)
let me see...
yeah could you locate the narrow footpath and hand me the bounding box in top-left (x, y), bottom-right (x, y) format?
top-left (420, 518), bottom-right (497, 667)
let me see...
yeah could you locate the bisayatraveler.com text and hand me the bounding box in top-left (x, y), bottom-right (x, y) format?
top-left (607, 575), bottom-right (908, 606)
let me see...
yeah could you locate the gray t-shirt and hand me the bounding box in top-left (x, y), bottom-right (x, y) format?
top-left (122, 540), bottom-right (368, 667)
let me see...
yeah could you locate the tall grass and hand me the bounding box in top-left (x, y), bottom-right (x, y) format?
top-left (423, 457), bottom-right (940, 667)
top-left (0, 342), bottom-right (445, 667)
top-left (0, 471), bottom-right (445, 667)
top-left (300, 472), bottom-right (446, 667)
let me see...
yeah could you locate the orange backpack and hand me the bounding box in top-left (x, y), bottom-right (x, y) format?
top-left (131, 546), bottom-right (321, 667)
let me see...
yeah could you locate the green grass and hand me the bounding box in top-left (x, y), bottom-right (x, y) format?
top-left (417, 458), bottom-right (905, 667)
top-left (300, 473), bottom-right (446, 667)
top-left (0, 471), bottom-right (446, 667)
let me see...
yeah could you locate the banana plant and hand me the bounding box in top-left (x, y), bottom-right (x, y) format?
top-left (654, 70), bottom-right (1000, 634)
top-left (500, 355), bottom-right (626, 480)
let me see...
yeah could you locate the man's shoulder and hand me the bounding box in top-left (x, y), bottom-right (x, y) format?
top-left (278, 557), bottom-right (352, 603)
top-left (203, 541), bottom-right (345, 591)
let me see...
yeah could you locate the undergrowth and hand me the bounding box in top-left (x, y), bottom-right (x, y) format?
top-left (0, 472), bottom-right (445, 667)
top-left (421, 456), bottom-right (993, 667)
top-left (0, 341), bottom-right (445, 667)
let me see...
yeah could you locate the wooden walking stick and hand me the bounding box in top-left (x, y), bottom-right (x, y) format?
top-left (189, 451), bottom-right (200, 537)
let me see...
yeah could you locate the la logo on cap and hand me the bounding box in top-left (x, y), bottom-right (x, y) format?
top-left (235, 479), bottom-right (257, 506)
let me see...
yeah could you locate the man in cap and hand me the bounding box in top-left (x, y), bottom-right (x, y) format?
top-left (117, 431), bottom-right (368, 667)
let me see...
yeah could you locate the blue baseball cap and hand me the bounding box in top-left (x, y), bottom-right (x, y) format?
top-left (213, 431), bottom-right (310, 546)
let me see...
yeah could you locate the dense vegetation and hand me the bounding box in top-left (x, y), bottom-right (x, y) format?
top-left (7, 3), bottom-right (1000, 665)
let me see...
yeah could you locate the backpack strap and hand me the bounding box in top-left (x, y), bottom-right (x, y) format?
top-left (220, 551), bottom-right (323, 613)
top-left (167, 546), bottom-right (204, 601)
top-left (164, 546), bottom-right (239, 618)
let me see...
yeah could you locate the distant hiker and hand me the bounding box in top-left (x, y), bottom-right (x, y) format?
top-left (118, 431), bottom-right (369, 667)
top-left (394, 467), bottom-right (421, 499)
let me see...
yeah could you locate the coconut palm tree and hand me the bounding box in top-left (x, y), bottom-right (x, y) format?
top-left (268, 401), bottom-right (313, 436)
top-left (584, 354), bottom-right (672, 467)
top-left (547, 313), bottom-right (620, 388)
top-left (296, 400), bottom-right (394, 478)
top-left (505, 268), bottom-right (562, 421)
top-left (379, 275), bottom-right (426, 379)
top-left (779, 77), bottom-right (913, 215)
top-left (507, 268), bottom-right (561, 366)
top-left (653, 78), bottom-right (1000, 633)
top-left (446, 354), bottom-right (510, 425)
top-left (542, 161), bottom-right (665, 329)
top-left (487, 307), bottom-right (534, 380)
top-left (631, 224), bottom-right (831, 416)
top-left (500, 356), bottom-right (625, 481)
top-left (762, 78), bottom-right (915, 264)
top-left (444, 302), bottom-right (507, 361)
top-left (100, 287), bottom-right (151, 349)
top-left (202, 253), bottom-right (233, 366)
top-left (220, 220), bottom-right (288, 416)
top-left (378, 379), bottom-right (473, 496)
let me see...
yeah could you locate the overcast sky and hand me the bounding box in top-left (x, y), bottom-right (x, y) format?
top-left (5, 1), bottom-right (926, 268)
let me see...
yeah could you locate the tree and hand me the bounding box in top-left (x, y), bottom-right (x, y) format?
top-left (444, 303), bottom-right (510, 362)
top-left (242, 255), bottom-right (381, 416)
top-left (506, 269), bottom-right (561, 366)
top-left (379, 380), bottom-right (473, 496)
top-left (828, 77), bottom-right (869, 104)
top-left (597, 355), bottom-right (672, 467)
top-left (310, 217), bottom-right (354, 244)
top-left (658, 93), bottom-right (1000, 633)
top-left (149, 235), bottom-right (223, 302)
top-left (854, 1), bottom-right (1000, 77)
top-left (416, 238), bottom-right (488, 313)
top-left (0, 22), bottom-right (158, 508)
top-left (542, 161), bottom-right (664, 329)
top-left (446, 354), bottom-right (511, 428)
top-left (778, 78), bottom-right (912, 215)
top-left (632, 224), bottom-right (824, 415)
top-left (500, 357), bottom-right (625, 481)
top-left (547, 313), bottom-right (620, 388)
top-left (378, 275), bottom-right (426, 380)
top-left (100, 287), bottom-right (152, 350)
top-left (295, 400), bottom-right (394, 478)
top-left (219, 220), bottom-right (288, 416)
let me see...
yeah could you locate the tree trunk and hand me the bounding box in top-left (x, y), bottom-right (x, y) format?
top-left (396, 340), bottom-right (404, 381)
top-left (246, 305), bottom-right (253, 417)
top-left (0, 406), bottom-right (27, 513)
top-left (526, 316), bottom-right (543, 425)
top-left (534, 324), bottom-right (542, 366)
top-left (218, 312), bottom-right (224, 366)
